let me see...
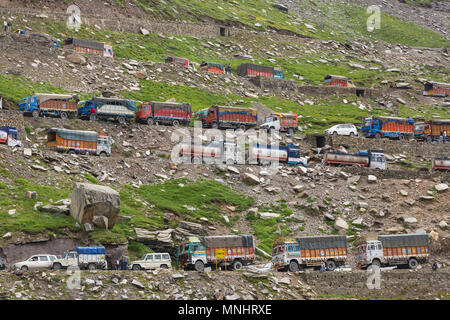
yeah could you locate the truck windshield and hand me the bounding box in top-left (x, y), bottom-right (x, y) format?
top-left (363, 119), bottom-right (371, 127)
top-left (414, 124), bottom-right (424, 131)
top-left (265, 117), bottom-right (273, 123)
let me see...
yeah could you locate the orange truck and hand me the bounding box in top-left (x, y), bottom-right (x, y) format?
top-left (272, 236), bottom-right (348, 272)
top-left (260, 112), bottom-right (298, 134)
top-left (414, 119), bottom-right (450, 142)
top-left (324, 75), bottom-right (355, 87)
top-left (356, 234), bottom-right (429, 269)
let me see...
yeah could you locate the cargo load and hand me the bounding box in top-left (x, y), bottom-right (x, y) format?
top-left (202, 105), bottom-right (258, 130)
top-left (178, 140), bottom-right (243, 165)
top-left (324, 75), bottom-right (355, 87)
top-left (136, 101), bottom-right (192, 126)
top-left (78, 97), bottom-right (136, 123)
top-left (237, 63), bottom-right (284, 79)
top-left (199, 62), bottom-right (225, 74)
top-left (423, 81), bottom-right (450, 97)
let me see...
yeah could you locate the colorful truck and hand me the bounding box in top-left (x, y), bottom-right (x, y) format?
top-left (165, 56), bottom-right (192, 68)
top-left (52, 246), bottom-right (108, 270)
top-left (414, 119), bottom-right (450, 142)
top-left (356, 234), bottom-right (429, 269)
top-left (272, 236), bottom-right (348, 272)
top-left (176, 235), bottom-right (256, 271)
top-left (136, 101), bottom-right (192, 126)
top-left (423, 81), bottom-right (450, 97)
top-left (78, 97), bottom-right (136, 123)
top-left (249, 143), bottom-right (307, 167)
top-left (179, 140), bottom-right (243, 164)
top-left (361, 116), bottom-right (415, 139)
top-left (237, 63), bottom-right (284, 79)
top-left (432, 157), bottom-right (450, 171)
top-left (325, 149), bottom-right (386, 170)
top-left (260, 112), bottom-right (298, 134)
top-left (202, 105), bottom-right (258, 130)
top-left (194, 108), bottom-right (209, 124)
top-left (199, 62), bottom-right (225, 74)
top-left (0, 126), bottom-right (21, 147)
top-left (46, 128), bottom-right (113, 157)
top-left (324, 75), bottom-right (355, 87)
top-left (19, 94), bottom-right (78, 119)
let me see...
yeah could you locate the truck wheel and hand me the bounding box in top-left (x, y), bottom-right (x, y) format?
top-left (238, 125), bottom-right (246, 132)
top-left (211, 122), bottom-right (219, 129)
top-left (60, 112), bottom-right (68, 120)
top-left (52, 263), bottom-right (62, 270)
top-left (408, 258), bottom-right (418, 270)
top-left (192, 156), bottom-right (202, 165)
top-left (132, 264), bottom-right (141, 271)
top-left (88, 263), bottom-right (96, 270)
top-left (194, 260), bottom-right (205, 272)
top-left (226, 158), bottom-right (235, 165)
top-left (375, 132), bottom-right (382, 139)
top-left (370, 259), bottom-right (381, 268)
top-left (89, 114), bottom-right (97, 121)
top-left (289, 261), bottom-right (299, 272)
top-left (232, 260), bottom-right (243, 271)
top-left (68, 150), bottom-right (76, 155)
top-left (117, 116), bottom-right (125, 124)
top-left (172, 120), bottom-right (180, 127)
top-left (32, 110), bottom-right (39, 118)
top-left (288, 128), bottom-right (295, 135)
top-left (426, 136), bottom-right (432, 143)
top-left (99, 152), bottom-right (107, 158)
top-left (326, 260), bottom-right (337, 271)
top-left (147, 118), bottom-right (154, 126)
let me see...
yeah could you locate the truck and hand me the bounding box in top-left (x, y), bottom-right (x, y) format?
top-left (0, 126), bottom-right (21, 147)
top-left (361, 116), bottom-right (415, 140)
top-left (178, 140), bottom-right (243, 165)
top-left (432, 157), bottom-right (450, 171)
top-left (46, 128), bottom-right (113, 157)
top-left (52, 246), bottom-right (108, 270)
top-left (199, 62), bottom-right (225, 74)
top-left (260, 112), bottom-right (298, 134)
top-left (414, 119), bottom-right (450, 142)
top-left (237, 63), bottom-right (284, 79)
top-left (249, 143), bottom-right (307, 167)
top-left (165, 56), bottom-right (193, 68)
top-left (324, 75), bottom-right (355, 87)
top-left (136, 101), bottom-right (192, 126)
top-left (194, 108), bottom-right (209, 124)
top-left (176, 235), bottom-right (256, 271)
top-left (19, 94), bottom-right (78, 119)
top-left (356, 234), bottom-right (429, 269)
top-left (78, 97), bottom-right (136, 123)
top-left (202, 105), bottom-right (258, 130)
top-left (325, 149), bottom-right (386, 170)
top-left (423, 81), bottom-right (450, 97)
top-left (272, 236), bottom-right (348, 272)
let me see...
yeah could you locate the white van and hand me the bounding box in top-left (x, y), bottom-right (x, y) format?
top-left (130, 253), bottom-right (172, 270)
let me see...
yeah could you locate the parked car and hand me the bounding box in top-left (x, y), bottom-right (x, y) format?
top-left (130, 253), bottom-right (172, 270)
top-left (324, 124), bottom-right (358, 136)
top-left (12, 254), bottom-right (57, 270)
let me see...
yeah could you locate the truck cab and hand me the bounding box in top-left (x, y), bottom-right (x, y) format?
top-left (261, 115), bottom-right (281, 131)
top-left (356, 240), bottom-right (383, 268)
top-left (78, 100), bottom-right (96, 120)
top-left (176, 237), bottom-right (207, 270)
top-left (368, 150), bottom-right (386, 170)
top-left (52, 251), bottom-right (79, 270)
top-left (274, 69), bottom-right (284, 80)
top-left (361, 118), bottom-right (378, 137)
top-left (97, 133), bottom-right (114, 156)
top-left (18, 96), bottom-right (37, 114)
top-left (0, 126), bottom-right (21, 147)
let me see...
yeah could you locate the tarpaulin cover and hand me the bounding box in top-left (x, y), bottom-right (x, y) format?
top-left (65, 38), bottom-right (104, 51)
top-left (202, 235), bottom-right (254, 248)
top-left (76, 246), bottom-right (106, 254)
top-left (150, 102), bottom-right (192, 113)
top-left (49, 128), bottom-right (98, 142)
top-left (379, 234), bottom-right (429, 248)
top-left (296, 236), bottom-right (347, 249)
top-left (237, 63), bottom-right (274, 77)
top-left (93, 97), bottom-right (136, 112)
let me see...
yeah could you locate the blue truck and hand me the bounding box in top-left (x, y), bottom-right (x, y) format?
top-left (361, 116), bottom-right (415, 140)
top-left (19, 94), bottom-right (78, 119)
top-left (78, 97), bottom-right (137, 124)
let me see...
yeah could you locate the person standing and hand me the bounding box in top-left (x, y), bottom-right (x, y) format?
top-left (7, 21), bottom-right (11, 33)
top-left (122, 255), bottom-right (128, 271)
top-left (444, 130), bottom-right (447, 143)
top-left (115, 259), bottom-right (120, 270)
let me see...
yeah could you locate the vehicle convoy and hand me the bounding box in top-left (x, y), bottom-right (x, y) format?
top-left (414, 119), bottom-right (450, 142)
top-left (130, 253), bottom-right (172, 270)
top-left (19, 94), bottom-right (78, 119)
top-left (324, 123), bottom-right (358, 136)
top-left (176, 235), bottom-right (256, 271)
top-left (237, 63), bottom-right (284, 79)
top-left (249, 143), bottom-right (307, 167)
top-left (46, 128), bottom-right (113, 156)
top-left (361, 116), bottom-right (415, 139)
top-left (432, 157), bottom-right (450, 171)
top-left (260, 112), bottom-right (298, 134)
top-left (78, 97), bottom-right (137, 123)
top-left (323, 75), bottom-right (355, 88)
top-left (201, 105), bottom-right (258, 130)
top-left (272, 236), bottom-right (348, 272)
top-left (12, 254), bottom-right (57, 271)
top-left (52, 247), bottom-right (107, 270)
top-left (325, 149), bottom-right (386, 170)
top-left (423, 81), bottom-right (450, 97)
top-left (356, 234), bottom-right (429, 269)
top-left (179, 140), bottom-right (243, 164)
top-left (136, 101), bottom-right (192, 126)
top-left (0, 126), bottom-right (21, 147)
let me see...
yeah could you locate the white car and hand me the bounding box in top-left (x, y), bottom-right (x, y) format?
top-left (131, 253), bottom-right (172, 270)
top-left (12, 254), bottom-right (57, 271)
top-left (324, 124), bottom-right (358, 136)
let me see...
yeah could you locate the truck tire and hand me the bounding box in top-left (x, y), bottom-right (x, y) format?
top-left (172, 120), bottom-right (180, 127)
top-left (375, 132), bottom-right (382, 139)
top-left (147, 118), bottom-right (154, 126)
top-left (288, 260), bottom-right (299, 272)
top-left (52, 263), bottom-right (62, 270)
top-left (211, 122), bottom-right (219, 129)
top-left (288, 128), bottom-right (295, 135)
top-left (408, 258), bottom-right (418, 270)
top-left (60, 112), bottom-right (68, 120)
top-left (99, 152), bottom-right (107, 158)
top-left (68, 150), bottom-right (76, 155)
top-left (370, 259), bottom-right (381, 268)
top-left (192, 156), bottom-right (202, 165)
top-left (326, 260), bottom-right (337, 271)
top-left (226, 158), bottom-right (235, 165)
top-left (132, 264), bottom-right (141, 271)
top-left (194, 260), bottom-right (205, 272)
top-left (232, 260), bottom-right (243, 271)
top-left (426, 136), bottom-right (432, 143)
top-left (32, 110), bottom-right (39, 118)
top-left (88, 263), bottom-right (96, 271)
top-left (117, 116), bottom-right (125, 124)
top-left (89, 114), bottom-right (97, 121)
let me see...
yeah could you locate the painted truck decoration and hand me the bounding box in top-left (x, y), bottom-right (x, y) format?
top-left (432, 157), bottom-right (450, 171)
top-left (325, 149), bottom-right (386, 170)
top-left (356, 234), bottom-right (429, 269)
top-left (19, 94), bottom-right (78, 119)
top-left (165, 56), bottom-right (192, 68)
top-left (237, 63), bottom-right (284, 79)
top-left (0, 126), bottom-right (21, 147)
top-left (199, 62), bottom-right (225, 74)
top-left (136, 101), bottom-right (192, 126)
top-left (361, 116), bottom-right (415, 139)
top-left (423, 81), bottom-right (450, 97)
top-left (249, 143), bottom-right (307, 167)
top-left (272, 236), bottom-right (348, 272)
top-left (78, 97), bottom-right (136, 123)
top-left (414, 119), bottom-right (450, 142)
top-left (176, 235), bottom-right (256, 271)
top-left (202, 105), bottom-right (258, 130)
top-left (179, 140), bottom-right (243, 165)
top-left (46, 128), bottom-right (113, 156)
top-left (52, 246), bottom-right (108, 270)
top-left (260, 112), bottom-right (298, 134)
top-left (324, 75), bottom-right (355, 88)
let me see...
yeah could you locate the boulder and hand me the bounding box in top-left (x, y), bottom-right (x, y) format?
top-left (70, 183), bottom-right (120, 229)
top-left (92, 216), bottom-right (109, 229)
top-left (178, 220), bottom-right (207, 236)
top-left (135, 228), bottom-right (174, 248)
top-left (367, 175), bottom-right (377, 183)
top-left (435, 184), bottom-right (448, 192)
top-left (40, 204), bottom-right (70, 215)
top-left (240, 173), bottom-right (260, 185)
top-left (259, 212), bottom-right (280, 219)
top-left (67, 53), bottom-right (87, 65)
top-left (334, 217), bottom-right (348, 231)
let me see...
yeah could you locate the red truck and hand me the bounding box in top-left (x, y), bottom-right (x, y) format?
top-left (202, 105), bottom-right (258, 130)
top-left (136, 101), bottom-right (192, 126)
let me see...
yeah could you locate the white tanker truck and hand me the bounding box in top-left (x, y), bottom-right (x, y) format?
top-left (325, 149), bottom-right (386, 170)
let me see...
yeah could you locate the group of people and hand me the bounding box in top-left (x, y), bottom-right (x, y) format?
top-left (224, 64), bottom-right (232, 74)
top-left (3, 21), bottom-right (12, 33)
top-left (114, 255), bottom-right (128, 270)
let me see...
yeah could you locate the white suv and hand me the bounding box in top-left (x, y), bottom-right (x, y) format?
top-left (324, 124), bottom-right (358, 136)
top-left (12, 254), bottom-right (57, 270)
top-left (131, 253), bottom-right (172, 270)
